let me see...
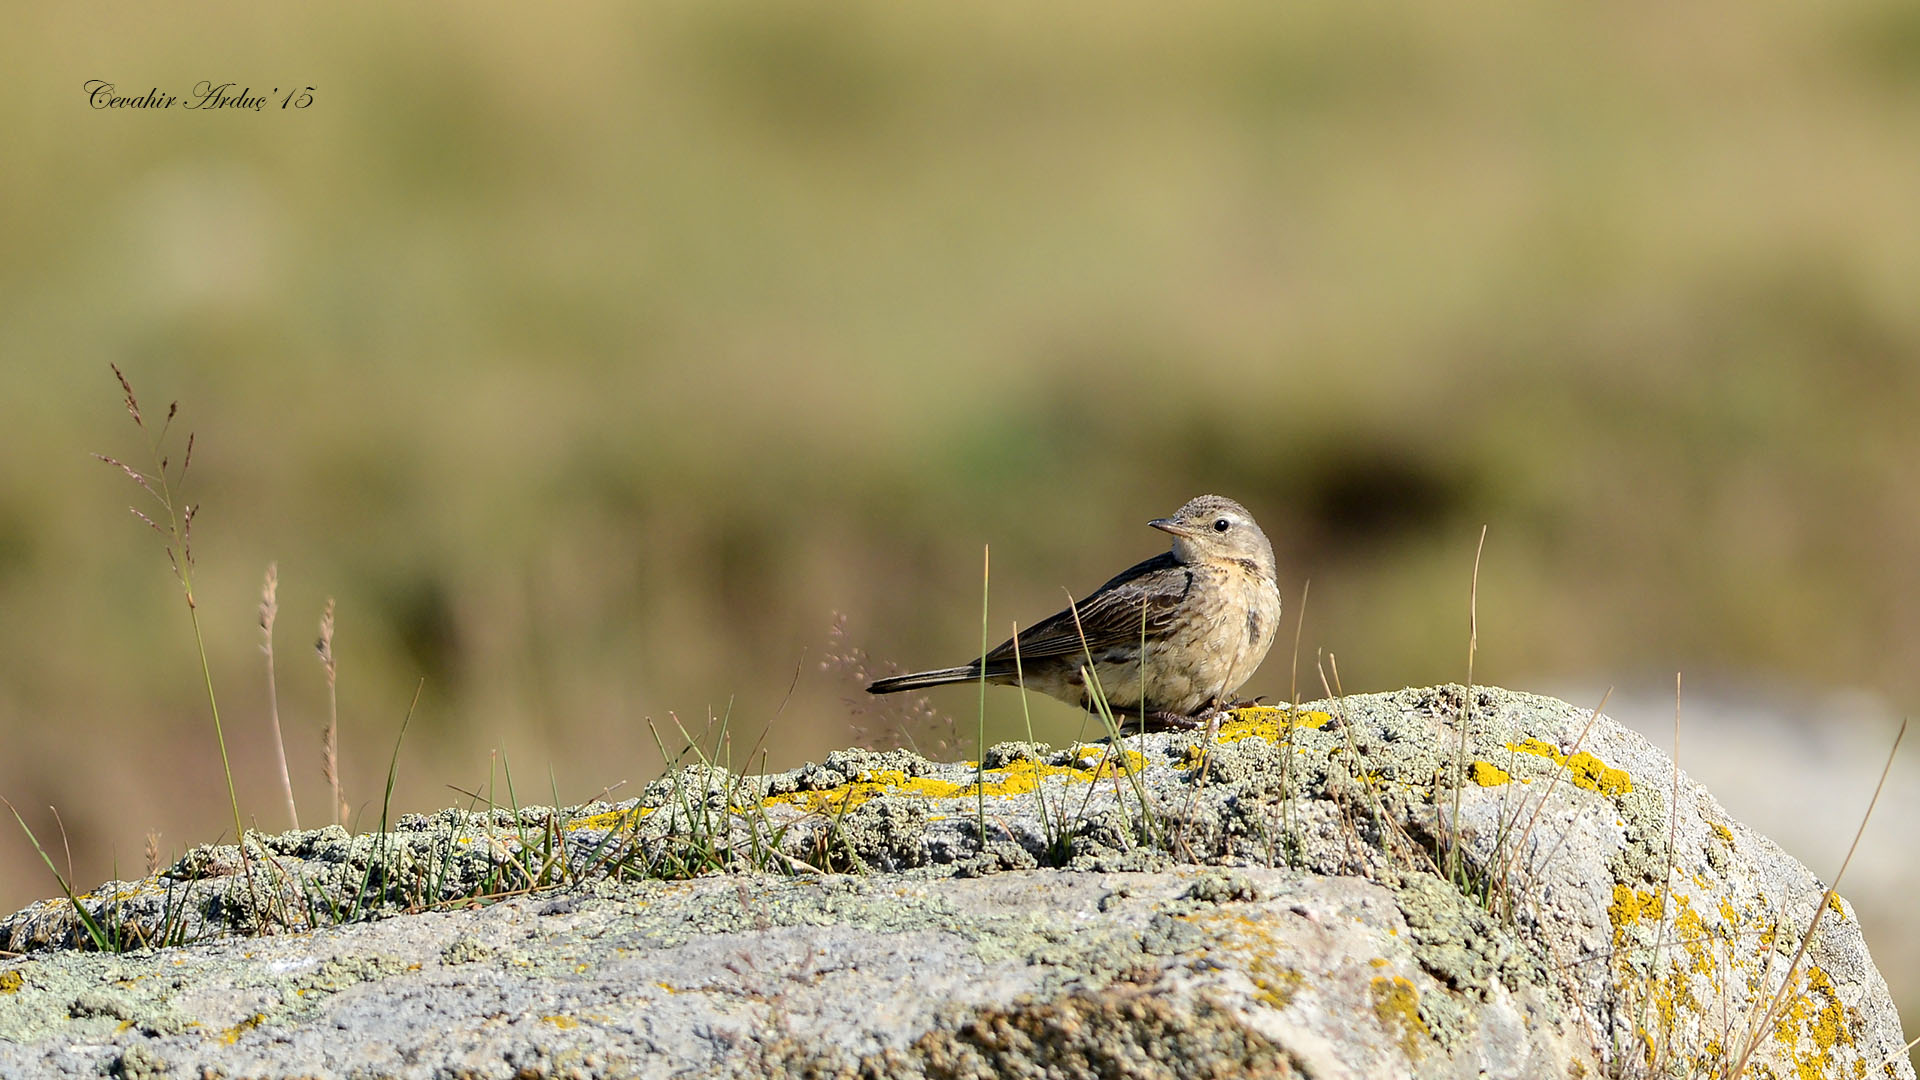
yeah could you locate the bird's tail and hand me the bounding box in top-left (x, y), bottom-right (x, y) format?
top-left (866, 665), bottom-right (983, 695)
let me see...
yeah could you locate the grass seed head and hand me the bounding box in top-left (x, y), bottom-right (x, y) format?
top-left (109, 363), bottom-right (142, 428)
top-left (259, 562), bottom-right (279, 640)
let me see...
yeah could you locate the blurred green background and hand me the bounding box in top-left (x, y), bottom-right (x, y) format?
top-left (3, 0), bottom-right (1918, 1027)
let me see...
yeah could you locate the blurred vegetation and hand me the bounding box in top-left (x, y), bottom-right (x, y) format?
top-left (2, 0), bottom-right (1918, 1013)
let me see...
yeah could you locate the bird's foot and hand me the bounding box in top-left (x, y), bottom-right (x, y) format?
top-left (1134, 710), bottom-right (1206, 732)
top-left (1110, 703), bottom-right (1257, 735)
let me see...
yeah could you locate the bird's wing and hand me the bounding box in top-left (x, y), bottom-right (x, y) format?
top-left (982, 553), bottom-right (1194, 665)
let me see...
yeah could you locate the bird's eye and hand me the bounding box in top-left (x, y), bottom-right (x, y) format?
top-left (1213, 518), bottom-right (1231, 532)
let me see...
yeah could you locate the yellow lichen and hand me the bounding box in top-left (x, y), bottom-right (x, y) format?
top-left (1506, 738), bottom-right (1633, 796)
top-left (1565, 751), bottom-right (1632, 795)
top-left (0, 971), bottom-right (21, 993)
top-left (220, 1013), bottom-right (266, 1045)
top-left (1180, 709), bottom-right (1333, 766)
top-left (1507, 737), bottom-right (1560, 760)
top-left (567, 807), bottom-right (654, 831)
top-left (1185, 909), bottom-right (1305, 1012)
top-left (1672, 898), bottom-right (1713, 975)
top-left (1370, 975), bottom-right (1430, 1058)
top-left (541, 1015), bottom-right (580, 1029)
top-left (976, 758), bottom-right (1103, 796)
top-left (1217, 706), bottom-right (1332, 742)
top-left (1772, 965), bottom-right (1854, 1079)
top-left (1248, 961), bottom-right (1304, 1009)
top-left (760, 752), bottom-right (1128, 816)
top-left (1469, 760), bottom-right (1511, 786)
top-left (764, 770), bottom-right (966, 815)
top-left (1710, 821), bottom-right (1735, 847)
top-left (1608, 885), bottom-right (1665, 932)
top-left (1068, 746), bottom-right (1148, 777)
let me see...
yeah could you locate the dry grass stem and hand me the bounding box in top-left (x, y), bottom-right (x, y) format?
top-left (1447, 525), bottom-right (1487, 885)
top-left (260, 563), bottom-right (298, 830)
top-left (317, 597), bottom-right (346, 828)
top-left (1492, 686), bottom-right (1611, 911)
top-left (1288, 578), bottom-right (1309, 706)
top-left (1728, 716), bottom-right (1908, 1077)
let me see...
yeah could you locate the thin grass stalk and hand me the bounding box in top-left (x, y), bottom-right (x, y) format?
top-left (1493, 687), bottom-right (1611, 908)
top-left (976, 545), bottom-right (989, 853)
top-left (1064, 593), bottom-right (1158, 846)
top-left (1, 798), bottom-right (110, 951)
top-left (1078, 666), bottom-right (1141, 843)
top-left (1281, 579), bottom-right (1309, 865)
top-left (99, 366), bottom-right (256, 917)
top-left (259, 563), bottom-right (298, 830)
top-left (1138, 598), bottom-right (1149, 737)
top-left (1008, 623), bottom-right (1054, 853)
top-left (1877, 1033), bottom-right (1920, 1074)
top-left (645, 717), bottom-right (711, 877)
top-left (355, 679), bottom-right (423, 915)
top-left (155, 452), bottom-right (247, 864)
top-left (669, 711), bottom-right (729, 870)
top-left (1647, 672), bottom-right (1685, 1071)
top-left (1728, 717), bottom-right (1907, 1078)
top-left (318, 598), bottom-right (344, 828)
top-left (1321, 653), bottom-right (1400, 874)
top-left (1447, 526), bottom-right (1488, 886)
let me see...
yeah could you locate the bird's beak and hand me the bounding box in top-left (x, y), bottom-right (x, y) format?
top-left (1149, 518), bottom-right (1199, 538)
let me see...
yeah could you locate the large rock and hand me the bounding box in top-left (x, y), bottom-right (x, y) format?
top-left (0, 686), bottom-right (1908, 1079)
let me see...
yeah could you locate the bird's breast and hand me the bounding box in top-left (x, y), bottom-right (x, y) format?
top-left (1198, 560), bottom-right (1282, 695)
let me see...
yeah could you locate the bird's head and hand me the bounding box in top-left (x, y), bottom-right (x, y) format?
top-left (1150, 494), bottom-right (1275, 576)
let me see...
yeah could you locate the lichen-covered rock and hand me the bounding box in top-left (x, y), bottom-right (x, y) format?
top-left (0, 869), bottom-right (1588, 1079)
top-left (0, 686), bottom-right (1907, 1079)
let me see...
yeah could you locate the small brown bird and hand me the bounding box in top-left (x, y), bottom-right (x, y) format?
top-left (867, 495), bottom-right (1282, 727)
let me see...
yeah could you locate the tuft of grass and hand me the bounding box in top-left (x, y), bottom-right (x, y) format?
top-left (636, 709), bottom-right (802, 879)
top-left (1, 799), bottom-right (111, 951)
top-left (339, 678), bottom-right (423, 923)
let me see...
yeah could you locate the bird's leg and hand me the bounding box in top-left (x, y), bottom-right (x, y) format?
top-left (1082, 692), bottom-right (1203, 733)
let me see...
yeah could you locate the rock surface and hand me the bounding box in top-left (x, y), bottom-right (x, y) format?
top-left (0, 685), bottom-right (1908, 1079)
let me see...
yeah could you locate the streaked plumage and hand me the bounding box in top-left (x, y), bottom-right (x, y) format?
top-left (867, 495), bottom-right (1282, 726)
